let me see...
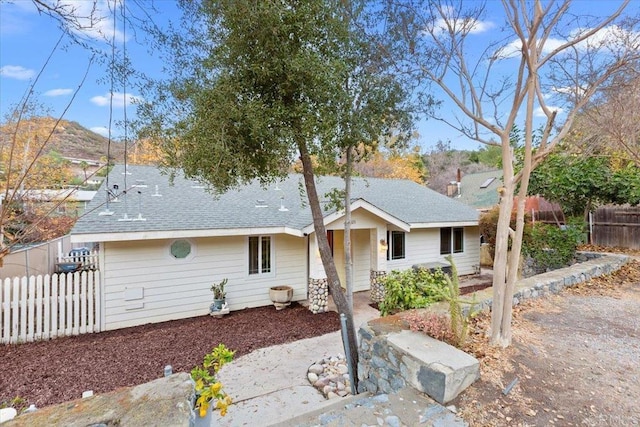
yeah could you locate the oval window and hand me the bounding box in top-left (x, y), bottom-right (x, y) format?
top-left (170, 239), bottom-right (191, 259)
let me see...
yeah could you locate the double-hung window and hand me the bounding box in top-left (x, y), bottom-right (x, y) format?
top-left (249, 236), bottom-right (272, 275)
top-left (387, 230), bottom-right (406, 260)
top-left (440, 227), bottom-right (464, 254)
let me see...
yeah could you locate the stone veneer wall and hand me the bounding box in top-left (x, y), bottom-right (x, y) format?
top-left (308, 278), bottom-right (329, 314)
top-left (521, 250), bottom-right (605, 278)
top-left (357, 252), bottom-right (630, 402)
top-left (370, 270), bottom-right (387, 302)
top-left (357, 326), bottom-right (407, 395)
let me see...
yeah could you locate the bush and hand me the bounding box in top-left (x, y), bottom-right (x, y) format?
top-left (379, 268), bottom-right (448, 316)
top-left (523, 218), bottom-right (586, 271)
top-left (398, 256), bottom-right (478, 348)
top-left (404, 312), bottom-right (456, 345)
top-left (479, 206), bottom-right (532, 260)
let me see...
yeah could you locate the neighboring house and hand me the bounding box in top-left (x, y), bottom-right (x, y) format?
top-left (448, 169), bottom-right (502, 212)
top-left (1, 188), bottom-right (96, 217)
top-left (71, 165), bottom-right (480, 330)
top-left (449, 169), bottom-right (562, 219)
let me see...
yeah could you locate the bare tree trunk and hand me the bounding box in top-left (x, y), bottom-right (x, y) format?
top-left (490, 136), bottom-right (515, 347)
top-left (344, 146), bottom-right (354, 310)
top-left (298, 142), bottom-right (359, 387)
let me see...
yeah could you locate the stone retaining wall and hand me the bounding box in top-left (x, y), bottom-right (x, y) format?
top-left (357, 252), bottom-right (630, 404)
top-left (463, 252), bottom-right (629, 315)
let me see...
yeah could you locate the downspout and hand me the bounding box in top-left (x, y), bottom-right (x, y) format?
top-left (305, 233), bottom-right (310, 300)
top-left (98, 241), bottom-right (106, 332)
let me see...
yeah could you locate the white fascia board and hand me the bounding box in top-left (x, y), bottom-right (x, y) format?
top-left (301, 199), bottom-right (410, 234)
top-left (409, 221), bottom-right (479, 229)
top-left (70, 226), bottom-right (304, 243)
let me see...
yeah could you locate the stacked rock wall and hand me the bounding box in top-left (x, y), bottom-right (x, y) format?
top-left (370, 270), bottom-right (386, 302)
top-left (308, 278), bottom-right (329, 314)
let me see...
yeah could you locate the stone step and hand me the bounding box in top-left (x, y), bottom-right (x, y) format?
top-left (274, 387), bottom-right (467, 427)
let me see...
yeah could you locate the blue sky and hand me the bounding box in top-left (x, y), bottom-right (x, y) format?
top-left (1, 1), bottom-right (636, 154)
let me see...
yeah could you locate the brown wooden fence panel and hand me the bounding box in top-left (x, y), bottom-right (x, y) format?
top-left (592, 206), bottom-right (640, 250)
top-left (533, 210), bottom-right (565, 225)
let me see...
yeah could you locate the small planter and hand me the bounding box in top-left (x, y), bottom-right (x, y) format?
top-left (211, 299), bottom-right (226, 311)
top-left (269, 285), bottom-right (293, 310)
top-left (192, 405), bottom-right (212, 427)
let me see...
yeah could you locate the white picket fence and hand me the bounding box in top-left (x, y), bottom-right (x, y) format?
top-left (0, 270), bottom-right (101, 344)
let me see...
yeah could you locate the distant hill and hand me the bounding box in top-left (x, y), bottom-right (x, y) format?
top-left (49, 119), bottom-right (125, 162)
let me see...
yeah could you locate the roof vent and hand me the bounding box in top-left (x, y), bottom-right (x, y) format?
top-left (278, 199), bottom-right (289, 212)
top-left (255, 199), bottom-right (268, 208)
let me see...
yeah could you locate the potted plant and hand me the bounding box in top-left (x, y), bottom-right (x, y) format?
top-left (210, 278), bottom-right (228, 311)
top-left (191, 343), bottom-right (235, 426)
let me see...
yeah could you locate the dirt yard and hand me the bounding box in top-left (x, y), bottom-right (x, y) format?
top-left (454, 259), bottom-right (640, 426)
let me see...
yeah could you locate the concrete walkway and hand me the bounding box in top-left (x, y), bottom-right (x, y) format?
top-left (211, 292), bottom-right (380, 426)
top-left (210, 278), bottom-right (490, 426)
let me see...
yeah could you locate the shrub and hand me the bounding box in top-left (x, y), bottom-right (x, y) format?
top-left (523, 218), bottom-right (586, 271)
top-left (404, 312), bottom-right (456, 345)
top-left (378, 268), bottom-right (448, 316)
top-left (479, 206), bottom-right (532, 260)
top-left (400, 256), bottom-right (478, 348)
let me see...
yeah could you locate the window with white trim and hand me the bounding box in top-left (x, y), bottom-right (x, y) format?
top-left (440, 227), bottom-right (464, 254)
top-left (387, 230), bottom-right (406, 260)
top-left (248, 235), bottom-right (272, 275)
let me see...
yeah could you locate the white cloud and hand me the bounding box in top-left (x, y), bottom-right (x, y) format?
top-left (59, 0), bottom-right (128, 43)
top-left (90, 92), bottom-right (142, 107)
top-left (534, 106), bottom-right (564, 118)
top-left (552, 85), bottom-right (587, 99)
top-left (495, 37), bottom-right (565, 59)
top-left (0, 65), bottom-right (35, 80)
top-left (495, 23), bottom-right (639, 60)
top-left (90, 126), bottom-right (109, 137)
top-left (570, 25), bottom-right (638, 50)
top-left (430, 16), bottom-right (494, 36)
top-left (44, 88), bottom-right (73, 97)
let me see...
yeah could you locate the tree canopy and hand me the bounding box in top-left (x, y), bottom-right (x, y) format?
top-left (528, 153), bottom-right (640, 218)
top-left (137, 0), bottom-right (416, 387)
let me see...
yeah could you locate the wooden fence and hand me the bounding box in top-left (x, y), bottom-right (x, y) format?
top-left (0, 270), bottom-right (101, 344)
top-left (532, 209), bottom-right (566, 225)
top-left (592, 206), bottom-right (640, 250)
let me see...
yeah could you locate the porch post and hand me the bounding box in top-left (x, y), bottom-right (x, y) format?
top-left (369, 227), bottom-right (387, 302)
top-left (307, 234), bottom-right (329, 314)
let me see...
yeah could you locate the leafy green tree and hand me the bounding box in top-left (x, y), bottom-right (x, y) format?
top-left (475, 145), bottom-right (502, 168)
top-left (528, 153), bottom-right (640, 219)
top-left (137, 0), bottom-right (413, 383)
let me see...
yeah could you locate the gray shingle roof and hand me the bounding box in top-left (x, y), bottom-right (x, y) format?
top-left (71, 165), bottom-right (478, 237)
top-left (457, 170), bottom-right (502, 210)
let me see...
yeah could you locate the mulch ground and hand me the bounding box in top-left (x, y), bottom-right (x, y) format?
top-left (0, 302), bottom-right (340, 411)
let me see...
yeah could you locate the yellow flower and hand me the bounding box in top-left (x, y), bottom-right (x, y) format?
top-left (199, 402), bottom-right (209, 418)
top-left (211, 382), bottom-right (222, 394)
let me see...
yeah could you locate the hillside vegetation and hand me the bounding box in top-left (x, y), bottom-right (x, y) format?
top-left (47, 119), bottom-right (125, 161)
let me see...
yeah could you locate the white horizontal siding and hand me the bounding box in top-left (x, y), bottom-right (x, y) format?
top-left (353, 229), bottom-right (371, 291)
top-left (326, 208), bottom-right (384, 230)
top-left (102, 235), bottom-right (307, 330)
top-left (386, 226), bottom-right (480, 276)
